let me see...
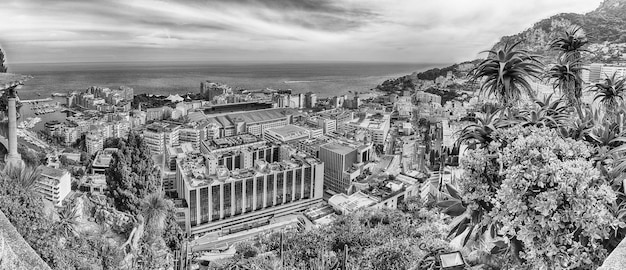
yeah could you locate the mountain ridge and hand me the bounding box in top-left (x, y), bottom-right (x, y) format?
top-left (375, 0), bottom-right (626, 94)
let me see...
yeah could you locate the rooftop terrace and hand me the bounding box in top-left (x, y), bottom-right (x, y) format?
top-left (179, 152), bottom-right (320, 189)
top-left (206, 134), bottom-right (262, 150)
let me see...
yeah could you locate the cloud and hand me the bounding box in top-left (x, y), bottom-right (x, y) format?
top-left (0, 0), bottom-right (604, 63)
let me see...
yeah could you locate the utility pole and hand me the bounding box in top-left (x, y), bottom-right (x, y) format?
top-left (280, 231), bottom-right (285, 269)
top-left (342, 244), bottom-right (348, 270)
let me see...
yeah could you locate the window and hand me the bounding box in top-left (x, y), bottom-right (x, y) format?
top-left (266, 175), bottom-right (274, 208)
top-left (276, 172), bottom-right (284, 205)
top-left (234, 181), bottom-right (243, 216)
top-left (211, 185), bottom-right (220, 221)
top-left (295, 168), bottom-right (302, 200)
top-left (226, 157), bottom-right (233, 170)
top-left (256, 177), bottom-right (264, 210)
top-left (235, 155), bottom-right (241, 169)
top-left (223, 183), bottom-right (231, 218)
top-left (303, 167), bottom-right (311, 199)
top-left (190, 190), bottom-right (197, 226)
top-left (246, 178), bottom-right (254, 212)
top-left (200, 187), bottom-right (209, 224)
top-left (285, 170), bottom-right (293, 203)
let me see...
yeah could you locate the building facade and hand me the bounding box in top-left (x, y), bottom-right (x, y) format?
top-left (175, 154), bottom-right (324, 237)
top-left (35, 166), bottom-right (71, 206)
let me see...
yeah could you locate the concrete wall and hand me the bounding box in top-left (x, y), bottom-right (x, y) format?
top-left (0, 210), bottom-right (50, 270)
top-left (599, 237), bottom-right (626, 270)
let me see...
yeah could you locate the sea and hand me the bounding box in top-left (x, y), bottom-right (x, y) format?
top-left (6, 61), bottom-right (437, 133)
top-left (9, 61), bottom-right (437, 100)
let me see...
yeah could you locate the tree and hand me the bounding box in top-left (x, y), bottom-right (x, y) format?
top-left (18, 147), bottom-right (47, 167)
top-left (106, 131), bottom-right (160, 214)
top-left (456, 108), bottom-right (504, 148)
top-left (0, 47), bottom-right (7, 73)
top-left (0, 165), bottom-right (75, 269)
top-left (545, 57), bottom-right (586, 119)
top-left (549, 25), bottom-right (588, 62)
top-left (470, 41), bottom-right (543, 106)
top-left (548, 26), bottom-right (588, 119)
top-left (142, 192), bottom-right (171, 240)
top-left (56, 204), bottom-right (80, 238)
top-left (590, 72), bottom-right (626, 121)
top-left (162, 208), bottom-right (184, 252)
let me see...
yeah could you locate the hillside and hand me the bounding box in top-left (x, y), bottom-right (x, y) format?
top-left (493, 0), bottom-right (626, 63)
top-left (375, 0), bottom-right (626, 95)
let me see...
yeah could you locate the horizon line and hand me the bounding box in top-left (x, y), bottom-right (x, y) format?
top-left (7, 59), bottom-right (449, 66)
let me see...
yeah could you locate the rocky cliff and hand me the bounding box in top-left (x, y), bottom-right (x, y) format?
top-left (493, 0), bottom-right (626, 63)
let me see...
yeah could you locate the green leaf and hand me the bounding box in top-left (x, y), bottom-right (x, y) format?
top-left (443, 203), bottom-right (466, 217)
top-left (445, 183), bottom-right (462, 200)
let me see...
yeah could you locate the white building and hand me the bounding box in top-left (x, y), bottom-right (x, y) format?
top-left (263, 124), bottom-right (310, 144)
top-left (35, 166), bottom-right (71, 206)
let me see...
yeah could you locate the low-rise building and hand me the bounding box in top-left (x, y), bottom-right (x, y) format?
top-left (35, 166), bottom-right (71, 206)
top-left (78, 174), bottom-right (108, 193)
top-left (263, 125), bottom-right (310, 144)
top-left (91, 148), bottom-right (118, 174)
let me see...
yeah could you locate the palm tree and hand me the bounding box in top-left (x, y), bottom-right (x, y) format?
top-left (549, 26), bottom-right (588, 62)
top-left (56, 204), bottom-right (80, 238)
top-left (548, 26), bottom-right (588, 119)
top-left (141, 192), bottom-right (171, 237)
top-left (1, 163), bottom-right (42, 190)
top-left (590, 72), bottom-right (626, 121)
top-left (456, 108), bottom-right (505, 148)
top-left (470, 41), bottom-right (543, 106)
top-left (545, 58), bottom-right (586, 119)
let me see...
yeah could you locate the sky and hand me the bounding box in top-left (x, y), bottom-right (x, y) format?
top-left (0, 0), bottom-right (605, 64)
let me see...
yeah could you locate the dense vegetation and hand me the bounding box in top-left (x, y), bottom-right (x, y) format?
top-left (131, 93), bottom-right (174, 110)
top-left (210, 198), bottom-right (451, 269)
top-left (0, 165), bottom-right (122, 269)
top-left (375, 76), bottom-right (415, 93)
top-left (105, 132), bottom-right (184, 268)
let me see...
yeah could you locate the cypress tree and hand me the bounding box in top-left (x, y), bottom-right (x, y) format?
top-left (0, 47), bottom-right (7, 73)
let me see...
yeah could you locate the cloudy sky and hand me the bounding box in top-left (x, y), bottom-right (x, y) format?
top-left (0, 0), bottom-right (603, 64)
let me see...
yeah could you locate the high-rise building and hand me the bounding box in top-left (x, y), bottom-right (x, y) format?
top-left (305, 92), bottom-right (317, 108)
top-left (86, 131), bottom-right (104, 155)
top-left (143, 122), bottom-right (181, 155)
top-left (175, 153), bottom-right (324, 237)
top-left (319, 142), bottom-right (358, 193)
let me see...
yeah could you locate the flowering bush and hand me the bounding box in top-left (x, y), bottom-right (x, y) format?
top-left (459, 126), bottom-right (622, 269)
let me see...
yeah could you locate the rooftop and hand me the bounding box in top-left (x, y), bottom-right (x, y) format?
top-left (179, 152), bottom-right (320, 189)
top-left (207, 134), bottom-right (262, 150)
top-left (349, 112), bottom-right (390, 130)
top-left (320, 142), bottom-right (357, 155)
top-left (328, 191), bottom-right (377, 213)
top-left (145, 121), bottom-right (181, 133)
top-left (204, 108), bottom-right (299, 127)
top-left (92, 148), bottom-right (118, 168)
top-left (266, 124), bottom-right (310, 141)
top-left (38, 166), bottom-right (68, 179)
